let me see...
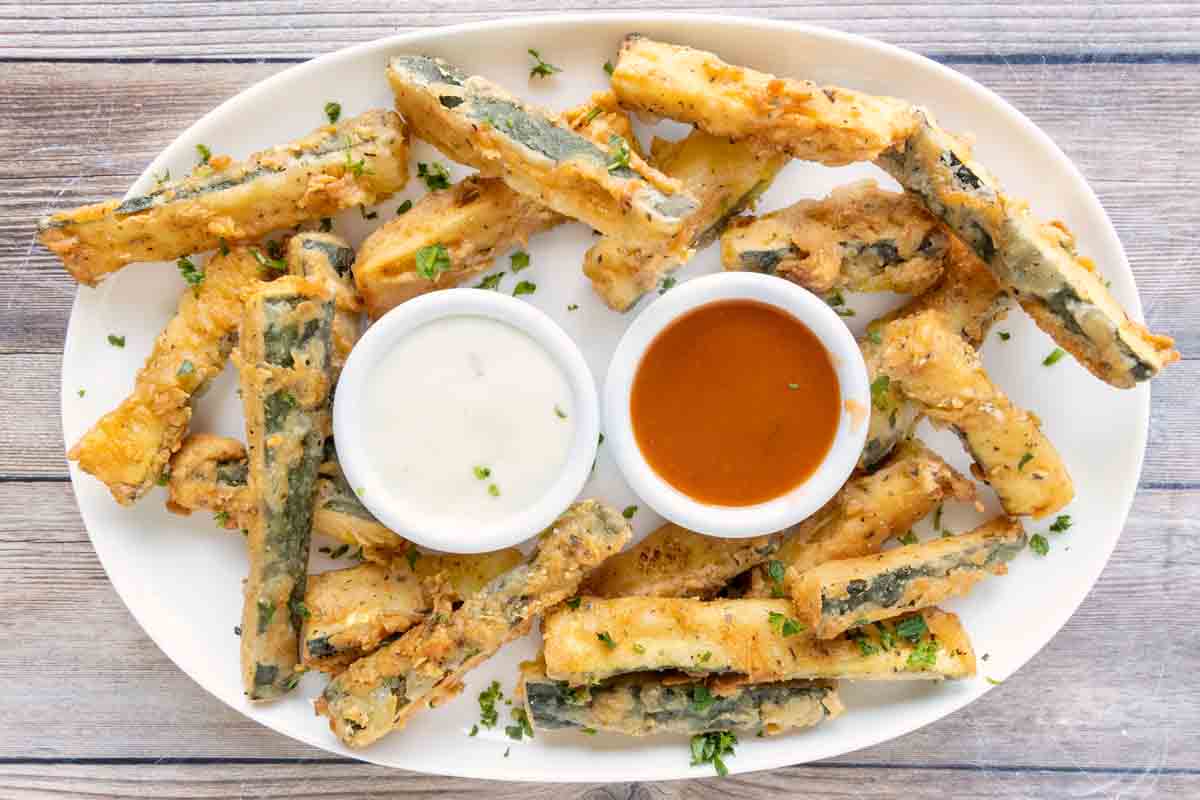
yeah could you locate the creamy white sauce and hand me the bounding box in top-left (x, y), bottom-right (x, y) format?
top-left (360, 315), bottom-right (575, 527)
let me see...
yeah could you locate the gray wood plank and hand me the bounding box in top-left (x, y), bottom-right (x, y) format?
top-left (0, 479), bottom-right (1195, 771)
top-left (1, 61), bottom-right (1197, 357)
top-left (1, 2), bottom-right (1198, 60)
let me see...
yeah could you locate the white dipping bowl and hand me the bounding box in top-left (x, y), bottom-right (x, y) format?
top-left (334, 289), bottom-right (600, 554)
top-left (604, 272), bottom-right (869, 538)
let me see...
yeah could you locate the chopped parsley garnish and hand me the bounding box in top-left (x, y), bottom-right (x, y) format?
top-left (605, 135), bottom-right (631, 172)
top-left (257, 599), bottom-right (275, 632)
top-left (1029, 533), bottom-right (1050, 556)
top-left (622, 505), bottom-right (638, 519)
top-left (477, 680), bottom-right (502, 729)
top-left (866, 328), bottom-right (883, 345)
top-left (415, 244), bottom-right (451, 280)
top-left (505, 708), bottom-right (534, 740)
top-left (895, 615), bottom-right (928, 643)
top-left (196, 143), bottom-right (212, 165)
top-left (854, 635), bottom-right (879, 656)
top-left (1017, 451), bottom-right (1034, 471)
top-left (527, 48), bottom-right (562, 79)
top-left (488, 483), bottom-right (500, 497)
top-left (473, 465), bottom-right (492, 480)
top-left (344, 139), bottom-right (371, 177)
top-left (875, 622), bottom-right (896, 652)
top-left (513, 280), bottom-right (537, 296)
top-left (986, 676), bottom-right (1003, 685)
top-left (632, 643), bottom-right (646, 654)
top-left (177, 256), bottom-right (204, 289)
top-left (659, 276), bottom-right (677, 294)
top-left (290, 599), bottom-right (311, 619)
top-left (107, 334), bottom-right (125, 348)
top-left (565, 597), bottom-right (582, 610)
top-left (897, 530), bottom-right (919, 545)
top-left (597, 631), bottom-right (617, 649)
top-left (695, 651), bottom-right (712, 664)
top-left (418, 161), bottom-right (452, 191)
top-left (396, 199), bottom-right (413, 215)
top-left (469, 724), bottom-right (479, 737)
top-left (510, 250), bottom-right (531, 272)
top-left (476, 272), bottom-right (504, 290)
top-left (157, 468), bottom-right (170, 486)
top-left (689, 685), bottom-right (715, 712)
top-left (555, 405), bottom-right (568, 420)
top-left (251, 248), bottom-right (288, 275)
top-left (906, 639), bottom-right (940, 670)
top-left (787, 383), bottom-right (799, 390)
top-left (998, 330), bottom-right (1011, 341)
top-left (319, 217), bottom-right (333, 232)
top-left (870, 374), bottom-right (891, 411)
top-left (153, 169), bottom-right (171, 186)
top-left (567, 303), bottom-right (579, 311)
top-left (218, 238), bottom-right (230, 256)
top-left (690, 730), bottom-right (736, 777)
top-left (405, 547), bottom-right (420, 570)
top-left (603, 61), bottom-right (615, 76)
top-left (582, 107), bottom-right (603, 125)
top-left (329, 543), bottom-right (350, 559)
top-left (213, 510), bottom-right (230, 528)
top-left (581, 727), bottom-right (597, 734)
top-left (768, 611), bottom-right (804, 637)
top-left (1043, 347), bottom-right (1066, 367)
top-left (77, 388), bottom-right (86, 398)
top-left (1049, 514), bottom-right (1073, 533)
top-left (176, 360), bottom-right (195, 378)
top-left (324, 101), bottom-right (342, 124)
top-left (766, 560), bottom-right (786, 598)
top-left (825, 290), bottom-right (856, 317)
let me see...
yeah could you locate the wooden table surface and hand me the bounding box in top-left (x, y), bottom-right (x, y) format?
top-left (2, 2), bottom-right (1198, 797)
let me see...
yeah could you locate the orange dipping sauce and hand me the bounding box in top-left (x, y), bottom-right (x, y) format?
top-left (630, 299), bottom-right (841, 507)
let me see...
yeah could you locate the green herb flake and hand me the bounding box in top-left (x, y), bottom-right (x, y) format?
top-left (689, 685), bottom-right (715, 713)
top-left (690, 730), bottom-right (736, 777)
top-left (581, 727), bottom-right (597, 735)
top-left (998, 330), bottom-right (1011, 342)
top-left (510, 250), bottom-right (531, 272)
top-left (565, 596), bottom-right (582, 610)
top-left (787, 383), bottom-right (799, 390)
top-left (768, 611), bottom-right (804, 637)
top-left (1043, 347), bottom-right (1066, 367)
top-left (107, 334), bottom-right (126, 348)
top-left (528, 48), bottom-right (562, 79)
top-left (257, 599), bottom-right (275, 632)
top-left (503, 747), bottom-right (510, 758)
top-left (866, 328), bottom-right (883, 345)
top-left (77, 388), bottom-right (86, 398)
top-left (555, 405), bottom-right (568, 420)
top-left (395, 199), bottom-right (413, 215)
top-left (567, 303), bottom-right (579, 311)
top-left (897, 530), bottom-right (919, 546)
top-left (1049, 514), bottom-right (1073, 533)
top-left (154, 169), bottom-right (171, 186)
top-left (659, 276), bottom-right (677, 294)
top-left (1029, 533), bottom-right (1050, 556)
top-left (582, 107), bottom-right (603, 125)
top-left (359, 204), bottom-right (378, 220)
top-left (417, 161), bottom-right (452, 191)
top-left (621, 505), bottom-right (638, 519)
top-left (469, 724), bottom-right (479, 736)
top-left (875, 622), bottom-right (896, 652)
top-left (597, 631), bottom-right (617, 650)
top-left (870, 374), bottom-right (891, 411)
top-left (632, 643), bottom-right (646, 654)
top-left (488, 483), bottom-right (500, 497)
top-left (196, 143), bottom-right (212, 165)
top-left (476, 272), bottom-right (504, 290)
top-left (906, 639), bottom-right (940, 671)
top-left (606, 135), bottom-right (631, 172)
top-left (513, 280), bottom-right (537, 297)
top-left (290, 599), bottom-right (311, 620)
top-left (896, 615), bottom-right (928, 643)
top-left (156, 468), bottom-right (170, 486)
top-left (1017, 451), bottom-right (1034, 471)
top-left (329, 543), bottom-right (350, 559)
top-left (405, 547), bottom-right (420, 570)
top-left (766, 559), bottom-right (786, 597)
top-left (324, 101), bottom-right (342, 124)
top-left (603, 60), bottom-right (615, 76)
top-left (213, 510), bottom-right (230, 528)
top-left (343, 138), bottom-right (372, 178)
top-left (695, 651), bottom-right (712, 664)
top-left (251, 248), bottom-right (288, 275)
top-left (474, 465), bottom-right (492, 480)
top-left (855, 635), bottom-right (879, 656)
top-left (478, 680), bottom-right (502, 729)
top-left (415, 243), bottom-right (451, 280)
top-left (986, 676), bottom-right (1003, 685)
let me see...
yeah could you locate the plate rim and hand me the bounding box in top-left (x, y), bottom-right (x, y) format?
top-left (59, 11), bottom-right (1150, 781)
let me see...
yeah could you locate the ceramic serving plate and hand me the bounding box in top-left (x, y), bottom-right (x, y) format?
top-left (60, 13), bottom-right (1149, 781)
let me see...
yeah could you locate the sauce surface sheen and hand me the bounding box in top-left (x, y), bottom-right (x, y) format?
top-left (361, 315), bottom-right (575, 526)
top-left (631, 299), bottom-right (840, 507)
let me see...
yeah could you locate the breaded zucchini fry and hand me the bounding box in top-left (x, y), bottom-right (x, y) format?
top-left (542, 600), bottom-right (974, 684)
top-left (354, 93), bottom-right (640, 319)
top-left (39, 111), bottom-right (409, 286)
top-left (68, 247), bottom-right (264, 505)
top-left (877, 110), bottom-right (1178, 387)
top-left (611, 35), bottom-right (916, 166)
top-left (387, 56), bottom-right (698, 255)
top-left (582, 522), bottom-right (782, 599)
top-left (287, 233), bottom-right (361, 376)
top-left (879, 309), bottom-right (1074, 517)
top-left (315, 500), bottom-right (632, 747)
top-left (301, 548), bottom-right (522, 671)
top-left (743, 438), bottom-right (975, 597)
top-left (234, 277), bottom-right (333, 701)
top-left (519, 659), bottom-right (843, 736)
top-left (721, 180), bottom-right (946, 295)
top-left (583, 131), bottom-right (788, 310)
top-left (788, 517), bottom-right (1026, 639)
top-left (859, 238), bottom-right (1011, 469)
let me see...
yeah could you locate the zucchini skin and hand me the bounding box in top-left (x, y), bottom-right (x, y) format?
top-left (386, 56), bottom-right (697, 255)
top-left (878, 309), bottom-right (1074, 518)
top-left (519, 660), bottom-right (843, 736)
top-left (39, 111), bottom-right (409, 286)
top-left (353, 93), bottom-right (639, 319)
top-left (235, 277), bottom-right (334, 701)
top-left (67, 247), bottom-right (263, 505)
top-left (542, 600), bottom-right (975, 684)
top-left (721, 180), bottom-right (946, 295)
top-left (789, 517), bottom-right (1026, 638)
top-left (742, 438), bottom-right (975, 597)
top-left (583, 130), bottom-right (787, 311)
top-left (611, 35), bottom-right (916, 167)
top-left (287, 233), bottom-right (362, 379)
top-left (582, 522), bottom-right (781, 599)
top-left (315, 500), bottom-right (632, 748)
top-left (876, 110), bottom-right (1178, 388)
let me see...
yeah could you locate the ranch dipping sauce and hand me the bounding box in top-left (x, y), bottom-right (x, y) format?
top-left (360, 315), bottom-right (575, 526)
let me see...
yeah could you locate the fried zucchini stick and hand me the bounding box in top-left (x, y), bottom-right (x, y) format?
top-left (287, 233), bottom-right (361, 377)
top-left (39, 111), bottom-right (409, 285)
top-left (610, 35), bottom-right (916, 166)
top-left (583, 131), bottom-right (788, 310)
top-left (519, 659), bottom-right (843, 736)
top-left (722, 180), bottom-right (947, 295)
top-left (788, 517), bottom-right (1026, 639)
top-left (743, 438), bottom-right (975, 597)
top-left (877, 109), bottom-right (1178, 387)
top-left (879, 309), bottom-right (1074, 517)
top-left (387, 56), bottom-right (698, 255)
top-left (68, 247), bottom-right (264, 505)
top-left (354, 93), bottom-right (640, 318)
top-left (583, 522), bottom-right (782, 599)
top-left (302, 548), bottom-right (523, 671)
top-left (235, 277), bottom-right (333, 701)
top-left (859, 238), bottom-right (1011, 469)
top-left (316, 500), bottom-right (632, 747)
top-left (542, 601), bottom-right (974, 684)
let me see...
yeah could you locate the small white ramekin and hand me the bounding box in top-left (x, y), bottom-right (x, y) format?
top-left (604, 272), bottom-right (869, 538)
top-left (333, 289), bottom-right (600, 554)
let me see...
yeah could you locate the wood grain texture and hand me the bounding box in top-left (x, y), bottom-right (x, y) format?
top-left (1, 1), bottom-right (1198, 60)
